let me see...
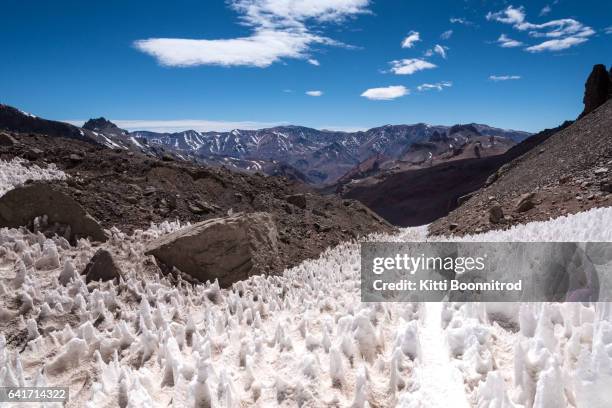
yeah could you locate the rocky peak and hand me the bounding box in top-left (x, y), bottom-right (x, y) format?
top-left (83, 117), bottom-right (120, 132)
top-left (580, 64), bottom-right (611, 117)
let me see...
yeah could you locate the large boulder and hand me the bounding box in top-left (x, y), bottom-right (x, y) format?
top-left (580, 64), bottom-right (611, 117)
top-left (0, 132), bottom-right (17, 146)
top-left (0, 183), bottom-right (107, 242)
top-left (515, 192), bottom-right (536, 213)
top-left (145, 212), bottom-right (279, 287)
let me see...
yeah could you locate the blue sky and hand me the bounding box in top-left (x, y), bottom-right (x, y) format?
top-left (1, 0), bottom-right (610, 133)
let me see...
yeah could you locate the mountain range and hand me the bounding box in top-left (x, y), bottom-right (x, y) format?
top-left (0, 104), bottom-right (530, 186)
top-left (131, 123), bottom-right (530, 185)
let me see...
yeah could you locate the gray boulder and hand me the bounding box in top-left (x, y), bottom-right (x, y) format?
top-left (145, 212), bottom-right (279, 287)
top-left (0, 132), bottom-right (17, 146)
top-left (0, 183), bottom-right (107, 242)
top-left (515, 192), bottom-right (536, 212)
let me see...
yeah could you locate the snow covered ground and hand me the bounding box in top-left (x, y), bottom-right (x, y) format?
top-left (1, 158), bottom-right (612, 407)
top-left (0, 158), bottom-right (66, 197)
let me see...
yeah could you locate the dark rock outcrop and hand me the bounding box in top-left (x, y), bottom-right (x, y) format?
top-left (286, 194), bottom-right (307, 209)
top-left (83, 249), bottom-right (122, 283)
top-left (489, 205), bottom-right (504, 223)
top-left (581, 64), bottom-right (611, 117)
top-left (83, 117), bottom-right (120, 132)
top-left (145, 212), bottom-right (279, 287)
top-left (0, 184), bottom-right (107, 242)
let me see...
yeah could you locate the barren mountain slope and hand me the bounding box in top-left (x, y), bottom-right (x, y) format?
top-left (429, 99), bottom-right (612, 236)
top-left (0, 131), bottom-right (394, 274)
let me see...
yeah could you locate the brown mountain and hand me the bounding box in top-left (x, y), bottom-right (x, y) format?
top-left (430, 67), bottom-right (612, 236)
top-left (336, 124), bottom-right (559, 226)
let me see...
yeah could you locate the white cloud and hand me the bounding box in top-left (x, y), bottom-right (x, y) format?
top-left (417, 81), bottom-right (452, 91)
top-left (307, 58), bottom-right (320, 66)
top-left (231, 0), bottom-right (371, 26)
top-left (135, 31), bottom-right (320, 68)
top-left (539, 5), bottom-right (552, 16)
top-left (389, 58), bottom-right (436, 75)
top-left (67, 119), bottom-right (286, 133)
top-left (489, 75), bottom-right (522, 81)
top-left (306, 90), bottom-right (323, 96)
top-left (135, 0), bottom-right (371, 68)
top-left (361, 85), bottom-right (409, 100)
top-left (401, 31), bottom-right (421, 48)
top-left (433, 44), bottom-right (448, 58)
top-left (486, 6), bottom-right (526, 25)
top-left (450, 17), bottom-right (474, 26)
top-left (606, 27), bottom-right (612, 34)
top-left (424, 45), bottom-right (448, 59)
top-left (440, 30), bottom-right (453, 40)
top-left (319, 125), bottom-right (368, 132)
top-left (522, 19), bottom-right (595, 38)
top-left (486, 5), bottom-right (595, 53)
top-left (525, 36), bottom-right (588, 52)
top-left (496, 33), bottom-right (524, 48)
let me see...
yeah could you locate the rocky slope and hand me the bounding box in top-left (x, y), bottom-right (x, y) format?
top-left (0, 105), bottom-right (136, 151)
top-left (429, 97), bottom-right (612, 236)
top-left (336, 123), bottom-right (561, 227)
top-left (334, 124), bottom-right (518, 187)
top-left (0, 130), bottom-right (394, 275)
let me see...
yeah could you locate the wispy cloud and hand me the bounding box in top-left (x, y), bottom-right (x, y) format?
top-left (450, 17), bottom-right (474, 26)
top-left (440, 30), bottom-right (453, 40)
top-left (389, 58), bottom-right (436, 75)
top-left (361, 85), bottom-right (409, 100)
top-left (417, 81), bottom-right (452, 91)
top-left (496, 33), bottom-right (524, 48)
top-left (604, 26), bottom-right (612, 34)
top-left (486, 5), bottom-right (526, 25)
top-left (134, 0), bottom-right (370, 67)
top-left (305, 90), bottom-right (323, 96)
top-left (486, 5), bottom-right (595, 52)
top-left (67, 119), bottom-right (287, 133)
top-left (489, 75), bottom-right (521, 81)
top-left (307, 58), bottom-right (320, 66)
top-left (539, 5), bottom-right (552, 16)
top-left (424, 44), bottom-right (448, 59)
top-left (525, 36), bottom-right (589, 52)
top-left (401, 31), bottom-right (421, 48)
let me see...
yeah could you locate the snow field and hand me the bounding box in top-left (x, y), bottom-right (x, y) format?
top-left (0, 223), bottom-right (438, 407)
top-left (0, 158), bottom-right (67, 197)
top-left (1, 158), bottom-right (612, 407)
